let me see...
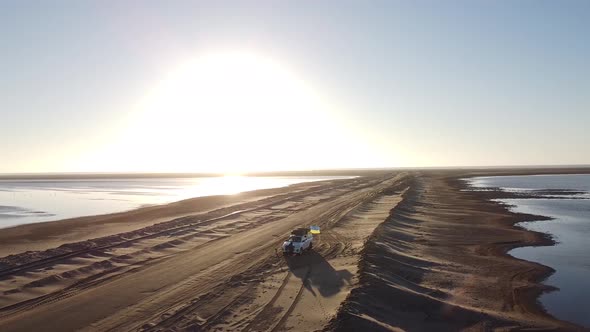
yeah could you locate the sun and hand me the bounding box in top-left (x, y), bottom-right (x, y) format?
top-left (147, 52), bottom-right (309, 129)
top-left (74, 51), bottom-right (390, 173)
top-left (126, 52), bottom-right (335, 172)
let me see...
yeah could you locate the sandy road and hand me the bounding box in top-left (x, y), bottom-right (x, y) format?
top-left (0, 173), bottom-right (408, 331)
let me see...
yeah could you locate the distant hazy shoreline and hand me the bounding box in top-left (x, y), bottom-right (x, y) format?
top-left (0, 170), bottom-right (375, 180)
top-left (0, 175), bottom-right (355, 230)
top-left (1, 165), bottom-right (589, 180)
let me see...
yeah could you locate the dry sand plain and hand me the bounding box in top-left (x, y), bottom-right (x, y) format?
top-left (0, 170), bottom-right (587, 331)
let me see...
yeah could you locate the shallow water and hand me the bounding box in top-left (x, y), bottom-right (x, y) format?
top-left (0, 175), bottom-right (352, 229)
top-left (469, 174), bottom-right (590, 327)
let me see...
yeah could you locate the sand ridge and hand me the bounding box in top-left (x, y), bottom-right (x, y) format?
top-left (326, 172), bottom-right (585, 331)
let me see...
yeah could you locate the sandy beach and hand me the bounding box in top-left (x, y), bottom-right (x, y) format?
top-left (0, 169), bottom-right (588, 331)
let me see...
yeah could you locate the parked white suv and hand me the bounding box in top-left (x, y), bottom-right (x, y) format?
top-left (282, 228), bottom-right (313, 255)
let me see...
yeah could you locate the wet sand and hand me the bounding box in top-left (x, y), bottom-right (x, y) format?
top-left (0, 169), bottom-right (588, 331)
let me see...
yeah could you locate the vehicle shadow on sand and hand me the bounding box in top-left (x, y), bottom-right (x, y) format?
top-left (284, 250), bottom-right (352, 298)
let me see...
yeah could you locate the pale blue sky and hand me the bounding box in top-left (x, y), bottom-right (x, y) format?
top-left (1, 1), bottom-right (589, 173)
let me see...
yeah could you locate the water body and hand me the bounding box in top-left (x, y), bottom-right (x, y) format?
top-left (0, 175), bottom-right (352, 229)
top-left (469, 174), bottom-right (590, 327)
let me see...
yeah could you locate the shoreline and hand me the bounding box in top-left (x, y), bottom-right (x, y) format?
top-left (0, 174), bottom-right (358, 232)
top-left (0, 170), bottom-right (389, 180)
top-left (452, 175), bottom-right (559, 318)
top-left (1, 166), bottom-right (586, 180)
top-left (0, 179), bottom-right (345, 257)
top-left (327, 171), bottom-right (585, 331)
top-left (455, 172), bottom-right (589, 327)
top-left (467, 174), bottom-right (590, 328)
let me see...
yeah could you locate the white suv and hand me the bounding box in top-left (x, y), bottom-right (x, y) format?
top-left (282, 228), bottom-right (313, 255)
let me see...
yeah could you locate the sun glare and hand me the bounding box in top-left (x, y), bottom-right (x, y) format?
top-left (76, 51), bottom-right (390, 173)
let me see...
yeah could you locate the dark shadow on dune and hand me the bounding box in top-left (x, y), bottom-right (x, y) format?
top-left (284, 250), bottom-right (352, 298)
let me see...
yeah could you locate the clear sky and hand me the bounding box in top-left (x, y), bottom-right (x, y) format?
top-left (1, 1), bottom-right (589, 173)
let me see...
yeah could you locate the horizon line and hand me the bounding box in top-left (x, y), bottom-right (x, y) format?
top-left (1, 164), bottom-right (590, 179)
